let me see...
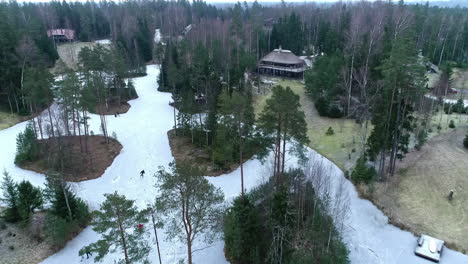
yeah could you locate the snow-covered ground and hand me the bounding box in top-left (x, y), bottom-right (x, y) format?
top-left (1, 65), bottom-right (467, 264)
top-left (426, 94), bottom-right (468, 106)
top-left (95, 39), bottom-right (111, 45)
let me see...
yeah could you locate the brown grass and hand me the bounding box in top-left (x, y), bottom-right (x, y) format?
top-left (20, 135), bottom-right (122, 182)
top-left (0, 211), bottom-right (54, 264)
top-left (370, 127), bottom-right (468, 253)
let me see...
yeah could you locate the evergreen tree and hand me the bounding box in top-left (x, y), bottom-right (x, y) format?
top-left (155, 161), bottom-right (224, 264)
top-left (14, 122), bottom-right (39, 165)
top-left (0, 171), bottom-right (20, 222)
top-left (367, 32), bottom-right (425, 178)
top-left (213, 89), bottom-right (255, 195)
top-left (17, 180), bottom-right (43, 222)
top-left (224, 196), bottom-right (261, 264)
top-left (258, 85), bottom-right (309, 183)
top-left (80, 192), bottom-right (150, 264)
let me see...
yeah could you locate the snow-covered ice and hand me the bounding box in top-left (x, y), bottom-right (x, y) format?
top-left (95, 39), bottom-right (111, 45)
top-left (426, 94), bottom-right (468, 106)
top-left (0, 65), bottom-right (467, 264)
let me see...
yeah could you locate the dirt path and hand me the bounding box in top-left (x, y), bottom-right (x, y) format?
top-left (374, 127), bottom-right (468, 253)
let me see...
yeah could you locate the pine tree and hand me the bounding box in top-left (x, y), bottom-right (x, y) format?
top-left (0, 171), bottom-right (20, 222)
top-left (258, 85), bottom-right (309, 184)
top-left (367, 32), bottom-right (425, 178)
top-left (224, 196), bottom-right (261, 264)
top-left (155, 161), bottom-right (224, 264)
top-left (80, 192), bottom-right (150, 264)
top-left (214, 89), bottom-right (255, 196)
top-left (14, 122), bottom-right (39, 165)
top-left (17, 180), bottom-right (43, 222)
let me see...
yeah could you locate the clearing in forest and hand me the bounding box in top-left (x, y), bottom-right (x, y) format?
top-left (253, 78), bottom-right (364, 170)
top-left (373, 125), bottom-right (468, 253)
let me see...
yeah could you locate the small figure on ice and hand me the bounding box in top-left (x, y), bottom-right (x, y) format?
top-left (140, 170), bottom-right (145, 178)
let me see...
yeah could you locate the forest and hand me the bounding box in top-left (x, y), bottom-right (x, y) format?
top-left (1, 0), bottom-right (468, 263)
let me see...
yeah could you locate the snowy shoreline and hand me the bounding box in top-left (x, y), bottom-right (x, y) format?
top-left (1, 65), bottom-right (467, 264)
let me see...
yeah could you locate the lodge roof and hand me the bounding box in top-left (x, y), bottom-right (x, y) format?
top-left (260, 48), bottom-right (304, 65)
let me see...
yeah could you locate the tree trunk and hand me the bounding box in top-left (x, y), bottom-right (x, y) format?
top-left (187, 236), bottom-right (193, 264)
top-left (239, 121), bottom-right (244, 197)
top-left (281, 129), bottom-right (287, 178)
top-left (118, 219), bottom-right (130, 264)
top-left (48, 106), bottom-right (55, 138)
top-left (151, 212), bottom-right (163, 264)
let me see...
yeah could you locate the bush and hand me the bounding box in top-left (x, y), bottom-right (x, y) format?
top-left (464, 135), bottom-right (468, 149)
top-left (14, 123), bottom-right (39, 165)
top-left (326, 127), bottom-right (334, 136)
top-left (17, 181), bottom-right (43, 222)
top-left (315, 97), bottom-right (330, 117)
top-left (449, 120), bottom-right (455, 128)
top-left (315, 97), bottom-right (343, 118)
top-left (44, 214), bottom-right (77, 249)
top-left (415, 129), bottom-right (428, 151)
top-left (351, 156), bottom-right (376, 184)
top-left (328, 104), bottom-right (344, 118)
top-left (0, 219), bottom-right (6, 230)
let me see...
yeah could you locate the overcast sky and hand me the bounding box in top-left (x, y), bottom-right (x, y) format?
top-left (11, 0), bottom-right (453, 4)
top-left (205, 0), bottom-right (448, 2)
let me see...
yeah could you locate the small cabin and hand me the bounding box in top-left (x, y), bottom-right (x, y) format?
top-left (257, 47), bottom-right (306, 78)
top-left (47, 29), bottom-right (75, 43)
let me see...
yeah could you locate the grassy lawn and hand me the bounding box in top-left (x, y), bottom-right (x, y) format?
top-left (52, 42), bottom-right (96, 72)
top-left (373, 124), bottom-right (468, 253)
top-left (253, 78), bottom-right (365, 170)
top-left (0, 111), bottom-right (22, 131)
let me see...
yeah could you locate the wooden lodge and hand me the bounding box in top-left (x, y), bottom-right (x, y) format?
top-left (47, 29), bottom-right (75, 43)
top-left (257, 47), bottom-right (306, 78)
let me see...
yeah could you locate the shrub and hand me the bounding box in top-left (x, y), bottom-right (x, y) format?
top-left (8, 245), bottom-right (14, 251)
top-left (415, 129), bottom-right (428, 151)
top-left (17, 181), bottom-right (43, 222)
top-left (44, 214), bottom-right (76, 249)
top-left (326, 127), bottom-right (334, 136)
top-left (351, 156), bottom-right (376, 184)
top-left (328, 104), bottom-right (344, 118)
top-left (449, 120), bottom-right (455, 128)
top-left (0, 219), bottom-right (6, 230)
top-left (315, 97), bottom-right (330, 117)
top-left (14, 123), bottom-right (39, 165)
top-left (464, 135), bottom-right (468, 149)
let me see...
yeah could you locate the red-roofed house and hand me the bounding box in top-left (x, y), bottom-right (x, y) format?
top-left (47, 29), bottom-right (75, 43)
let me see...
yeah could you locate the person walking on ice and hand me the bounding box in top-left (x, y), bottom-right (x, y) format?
top-left (140, 170), bottom-right (145, 178)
